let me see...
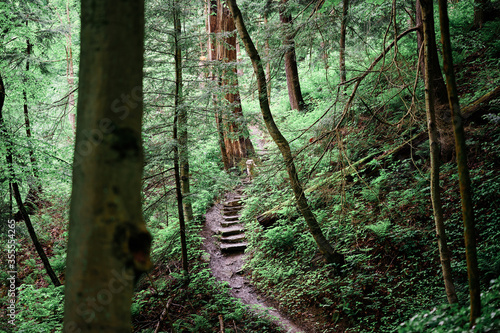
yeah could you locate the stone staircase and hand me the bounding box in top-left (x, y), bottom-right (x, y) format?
top-left (219, 187), bottom-right (247, 254)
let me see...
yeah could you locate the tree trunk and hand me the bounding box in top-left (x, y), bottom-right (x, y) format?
top-left (264, 13), bottom-right (272, 102)
top-left (422, 6), bottom-right (458, 304)
top-left (207, 0), bottom-right (254, 169)
top-left (63, 1), bottom-right (151, 331)
top-left (23, 35), bottom-right (43, 209)
top-left (339, 0), bottom-right (348, 89)
top-left (174, 5), bottom-right (194, 223)
top-left (0, 73), bottom-right (61, 287)
top-left (173, 1), bottom-right (189, 278)
top-left (227, 0), bottom-right (344, 267)
top-left (473, 0), bottom-right (487, 29)
top-left (438, 0), bottom-right (481, 325)
top-left (417, 0), bottom-right (450, 131)
top-left (280, 0), bottom-right (305, 111)
top-left (65, 0), bottom-right (76, 133)
top-left (216, 0), bottom-right (254, 166)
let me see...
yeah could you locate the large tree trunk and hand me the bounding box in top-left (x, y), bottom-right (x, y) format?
top-left (227, 0), bottom-right (344, 267)
top-left (207, 0), bottom-right (254, 169)
top-left (417, 0), bottom-right (450, 134)
top-left (280, 0), bottom-right (305, 111)
top-left (173, 1), bottom-right (189, 278)
top-left (63, 1), bottom-right (151, 332)
top-left (438, 0), bottom-right (481, 325)
top-left (216, 0), bottom-right (254, 167)
top-left (422, 5), bottom-right (458, 305)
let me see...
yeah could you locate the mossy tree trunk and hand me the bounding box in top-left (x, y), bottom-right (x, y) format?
top-left (421, 0), bottom-right (458, 305)
top-left (63, 1), bottom-right (151, 331)
top-left (417, 0), bottom-right (451, 144)
top-left (227, 0), bottom-right (344, 267)
top-left (438, 0), bottom-right (481, 325)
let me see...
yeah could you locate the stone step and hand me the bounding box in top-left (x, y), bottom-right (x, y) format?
top-left (220, 225), bottom-right (245, 237)
top-left (224, 199), bottom-right (242, 207)
top-left (221, 220), bottom-right (241, 227)
top-left (222, 206), bottom-right (243, 216)
top-left (222, 214), bottom-right (240, 222)
top-left (221, 233), bottom-right (246, 243)
top-left (220, 242), bottom-right (247, 253)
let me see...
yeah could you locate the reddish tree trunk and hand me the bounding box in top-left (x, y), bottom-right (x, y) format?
top-left (280, 0), bottom-right (305, 111)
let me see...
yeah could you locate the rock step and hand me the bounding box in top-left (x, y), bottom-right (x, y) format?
top-left (224, 199), bottom-right (242, 207)
top-left (220, 225), bottom-right (245, 237)
top-left (221, 220), bottom-right (241, 227)
top-left (222, 214), bottom-right (240, 222)
top-left (223, 203), bottom-right (244, 210)
top-left (222, 206), bottom-right (243, 216)
top-left (221, 233), bottom-right (246, 243)
top-left (220, 242), bottom-right (247, 253)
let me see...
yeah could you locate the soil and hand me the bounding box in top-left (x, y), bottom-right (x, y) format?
top-left (201, 189), bottom-right (307, 333)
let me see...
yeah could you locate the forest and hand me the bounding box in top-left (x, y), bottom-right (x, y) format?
top-left (1, 0), bottom-right (500, 332)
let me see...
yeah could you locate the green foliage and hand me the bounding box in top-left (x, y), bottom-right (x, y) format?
top-left (15, 285), bottom-right (65, 333)
top-left (399, 279), bottom-right (500, 333)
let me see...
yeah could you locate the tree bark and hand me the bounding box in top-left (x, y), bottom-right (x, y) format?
top-left (417, 0), bottom-right (450, 127)
top-left (208, 0), bottom-right (255, 169)
top-left (473, 0), bottom-right (487, 29)
top-left (23, 34), bottom-right (43, 209)
top-left (280, 0), bottom-right (305, 111)
top-left (174, 4), bottom-right (194, 223)
top-left (63, 1), bottom-right (151, 332)
top-left (227, 0), bottom-right (344, 267)
top-left (438, 0), bottom-right (481, 325)
top-left (264, 13), bottom-right (272, 102)
top-left (422, 7), bottom-right (458, 304)
top-left (339, 0), bottom-right (348, 89)
top-left (173, 1), bottom-right (189, 278)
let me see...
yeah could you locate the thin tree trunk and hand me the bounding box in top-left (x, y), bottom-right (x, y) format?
top-left (422, 4), bottom-right (458, 304)
top-left (65, 0), bottom-right (76, 133)
top-left (339, 0), bottom-right (348, 89)
top-left (23, 36), bottom-right (43, 207)
top-left (264, 13), bottom-right (272, 102)
top-left (63, 1), bottom-right (151, 331)
top-left (173, 1), bottom-right (189, 278)
top-left (175, 7), bottom-right (194, 223)
top-left (280, 0), bottom-right (305, 111)
top-left (438, 0), bottom-right (481, 324)
top-left (227, 0), bottom-right (344, 267)
top-left (0, 73), bottom-right (61, 287)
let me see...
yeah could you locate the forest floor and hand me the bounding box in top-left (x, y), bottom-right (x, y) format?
top-left (201, 190), bottom-right (308, 333)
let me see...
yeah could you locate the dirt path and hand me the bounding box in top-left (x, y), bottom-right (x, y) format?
top-left (202, 189), bottom-right (306, 333)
